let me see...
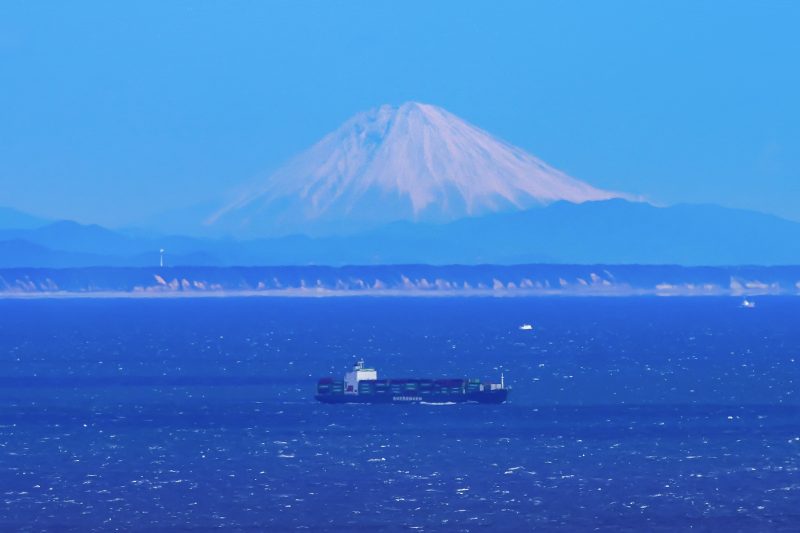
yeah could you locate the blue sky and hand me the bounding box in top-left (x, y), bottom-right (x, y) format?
top-left (1, 1), bottom-right (798, 226)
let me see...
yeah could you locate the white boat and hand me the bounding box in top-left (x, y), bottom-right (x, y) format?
top-left (518, 323), bottom-right (534, 331)
top-left (741, 299), bottom-right (756, 309)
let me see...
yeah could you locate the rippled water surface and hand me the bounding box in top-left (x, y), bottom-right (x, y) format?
top-left (0, 297), bottom-right (798, 531)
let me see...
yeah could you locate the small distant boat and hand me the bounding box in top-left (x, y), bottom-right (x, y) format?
top-left (518, 324), bottom-right (534, 331)
top-left (741, 299), bottom-right (756, 309)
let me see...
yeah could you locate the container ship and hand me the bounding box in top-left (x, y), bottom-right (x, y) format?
top-left (315, 360), bottom-right (509, 404)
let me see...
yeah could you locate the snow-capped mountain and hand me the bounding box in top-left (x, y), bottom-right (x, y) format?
top-left (207, 102), bottom-right (625, 236)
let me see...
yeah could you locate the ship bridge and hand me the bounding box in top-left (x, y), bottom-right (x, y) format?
top-left (344, 359), bottom-right (377, 393)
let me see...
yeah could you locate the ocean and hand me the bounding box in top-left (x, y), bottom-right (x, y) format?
top-left (0, 297), bottom-right (798, 531)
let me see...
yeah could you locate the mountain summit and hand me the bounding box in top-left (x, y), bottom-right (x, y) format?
top-left (208, 102), bottom-right (624, 236)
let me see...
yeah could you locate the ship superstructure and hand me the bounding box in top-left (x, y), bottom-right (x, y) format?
top-left (315, 360), bottom-right (509, 404)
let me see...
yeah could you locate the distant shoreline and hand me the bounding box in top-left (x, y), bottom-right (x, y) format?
top-left (1, 264), bottom-right (798, 299)
top-left (0, 288), bottom-right (792, 299)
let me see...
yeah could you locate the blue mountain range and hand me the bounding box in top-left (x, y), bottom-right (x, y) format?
top-left (1, 199), bottom-right (799, 267)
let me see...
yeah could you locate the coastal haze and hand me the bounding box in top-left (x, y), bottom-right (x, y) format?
top-left (2, 265), bottom-right (800, 298)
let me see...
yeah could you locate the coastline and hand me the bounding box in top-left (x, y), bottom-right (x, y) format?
top-left (1, 264), bottom-right (798, 299)
top-left (0, 287), bottom-right (792, 299)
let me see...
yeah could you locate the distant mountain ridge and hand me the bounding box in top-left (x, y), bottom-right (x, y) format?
top-left (3, 200), bottom-right (800, 267)
top-left (207, 102), bottom-right (625, 237)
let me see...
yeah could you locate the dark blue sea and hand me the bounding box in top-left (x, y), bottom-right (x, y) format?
top-left (0, 297), bottom-right (798, 531)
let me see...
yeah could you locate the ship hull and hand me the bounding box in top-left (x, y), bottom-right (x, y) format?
top-left (315, 390), bottom-right (508, 404)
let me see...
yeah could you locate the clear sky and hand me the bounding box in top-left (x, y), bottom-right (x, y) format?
top-left (1, 1), bottom-right (798, 226)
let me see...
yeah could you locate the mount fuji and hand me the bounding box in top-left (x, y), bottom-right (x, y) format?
top-left (207, 102), bottom-right (627, 237)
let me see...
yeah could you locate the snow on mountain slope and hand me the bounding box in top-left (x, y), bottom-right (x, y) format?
top-left (208, 102), bottom-right (625, 236)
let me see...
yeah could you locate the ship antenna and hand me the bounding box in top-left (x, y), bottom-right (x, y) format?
top-left (501, 370), bottom-right (505, 389)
